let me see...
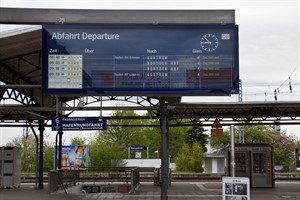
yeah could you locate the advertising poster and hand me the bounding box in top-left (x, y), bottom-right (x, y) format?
top-left (57, 145), bottom-right (89, 170)
top-left (296, 148), bottom-right (300, 170)
top-left (223, 177), bottom-right (250, 200)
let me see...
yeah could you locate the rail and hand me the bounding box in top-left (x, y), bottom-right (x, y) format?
top-left (25, 172), bottom-right (300, 184)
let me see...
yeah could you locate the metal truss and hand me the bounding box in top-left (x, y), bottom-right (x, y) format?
top-left (0, 88), bottom-right (36, 105)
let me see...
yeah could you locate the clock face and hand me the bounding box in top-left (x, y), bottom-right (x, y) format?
top-left (200, 34), bottom-right (219, 52)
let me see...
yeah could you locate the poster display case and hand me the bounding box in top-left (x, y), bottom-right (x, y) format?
top-left (228, 143), bottom-right (274, 188)
top-left (296, 148), bottom-right (300, 170)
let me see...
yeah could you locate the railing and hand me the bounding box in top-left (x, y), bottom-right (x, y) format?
top-left (129, 168), bottom-right (140, 194)
top-left (85, 167), bottom-right (130, 184)
top-left (80, 167), bottom-right (140, 194)
top-left (48, 169), bottom-right (80, 194)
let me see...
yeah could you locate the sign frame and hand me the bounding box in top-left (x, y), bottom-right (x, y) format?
top-left (42, 24), bottom-right (239, 96)
top-left (56, 145), bottom-right (89, 170)
top-left (296, 148), bottom-right (300, 170)
top-left (222, 176), bottom-right (250, 200)
top-left (52, 117), bottom-right (107, 131)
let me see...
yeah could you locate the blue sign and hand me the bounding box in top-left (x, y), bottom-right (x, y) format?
top-left (42, 24), bottom-right (239, 96)
top-left (130, 146), bottom-right (148, 150)
top-left (52, 117), bottom-right (107, 131)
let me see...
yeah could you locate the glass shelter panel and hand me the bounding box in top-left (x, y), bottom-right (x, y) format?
top-left (251, 152), bottom-right (273, 187)
top-left (235, 152), bottom-right (250, 177)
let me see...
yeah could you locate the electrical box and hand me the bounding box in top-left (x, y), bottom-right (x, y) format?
top-left (0, 147), bottom-right (21, 188)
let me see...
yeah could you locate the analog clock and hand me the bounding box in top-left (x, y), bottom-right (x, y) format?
top-left (200, 34), bottom-right (219, 52)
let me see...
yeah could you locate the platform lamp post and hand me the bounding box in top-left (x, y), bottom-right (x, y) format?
top-left (230, 125), bottom-right (235, 177)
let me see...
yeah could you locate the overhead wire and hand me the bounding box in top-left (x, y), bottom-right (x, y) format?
top-left (240, 62), bottom-right (300, 100)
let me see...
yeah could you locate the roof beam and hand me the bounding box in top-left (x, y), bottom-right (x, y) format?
top-left (0, 8), bottom-right (235, 25)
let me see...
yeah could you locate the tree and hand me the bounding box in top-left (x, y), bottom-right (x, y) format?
top-left (210, 125), bottom-right (297, 172)
top-left (70, 136), bottom-right (86, 146)
top-left (88, 110), bottom-right (147, 167)
top-left (89, 140), bottom-right (126, 168)
top-left (175, 143), bottom-right (205, 172)
top-left (6, 129), bottom-right (54, 172)
top-left (168, 125), bottom-right (187, 162)
top-left (43, 143), bottom-right (54, 172)
top-left (96, 110), bottom-right (148, 154)
top-left (190, 143), bottom-right (204, 172)
top-left (185, 120), bottom-right (208, 152)
top-left (175, 143), bottom-right (191, 171)
top-left (270, 129), bottom-right (296, 171)
top-left (7, 132), bottom-right (36, 172)
top-left (210, 125), bottom-right (274, 154)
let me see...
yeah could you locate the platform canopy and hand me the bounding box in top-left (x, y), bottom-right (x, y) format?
top-left (0, 8), bottom-right (300, 125)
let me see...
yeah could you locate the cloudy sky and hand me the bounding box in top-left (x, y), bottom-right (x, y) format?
top-left (0, 0), bottom-right (300, 145)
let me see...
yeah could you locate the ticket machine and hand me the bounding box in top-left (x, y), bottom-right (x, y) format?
top-left (227, 143), bottom-right (274, 188)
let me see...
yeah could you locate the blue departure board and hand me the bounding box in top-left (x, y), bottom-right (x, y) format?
top-left (42, 25), bottom-right (239, 96)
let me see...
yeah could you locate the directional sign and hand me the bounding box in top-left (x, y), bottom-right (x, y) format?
top-left (52, 117), bottom-right (107, 131)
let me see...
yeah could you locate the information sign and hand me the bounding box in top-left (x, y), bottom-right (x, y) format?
top-left (52, 117), bottom-right (107, 131)
top-left (42, 24), bottom-right (239, 96)
top-left (223, 177), bottom-right (250, 200)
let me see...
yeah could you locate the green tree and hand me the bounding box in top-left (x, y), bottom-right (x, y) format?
top-left (296, 140), bottom-right (300, 148)
top-left (271, 129), bottom-right (296, 171)
top-left (143, 125), bottom-right (161, 158)
top-left (168, 125), bottom-right (187, 162)
top-left (88, 110), bottom-right (147, 167)
top-left (175, 143), bottom-right (205, 172)
top-left (97, 110), bottom-right (148, 154)
top-left (210, 125), bottom-right (274, 154)
top-left (175, 143), bottom-right (191, 171)
top-left (43, 143), bottom-right (54, 172)
top-left (210, 125), bottom-right (297, 172)
top-left (140, 118), bottom-right (188, 161)
top-left (7, 132), bottom-right (36, 172)
top-left (209, 130), bottom-right (231, 154)
top-left (185, 125), bottom-right (208, 152)
top-left (6, 130), bottom-right (54, 172)
top-left (243, 125), bottom-right (273, 144)
top-left (190, 143), bottom-right (204, 172)
top-left (70, 136), bottom-right (86, 146)
top-left (89, 140), bottom-right (126, 168)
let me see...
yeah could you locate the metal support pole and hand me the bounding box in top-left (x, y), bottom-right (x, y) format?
top-left (159, 98), bottom-right (169, 200)
top-left (147, 147), bottom-right (149, 159)
top-left (128, 147), bottom-right (130, 159)
top-left (230, 125), bottom-right (235, 177)
top-left (54, 132), bottom-right (59, 170)
top-left (29, 121), bottom-right (39, 189)
top-left (57, 130), bottom-right (63, 170)
top-left (38, 120), bottom-right (45, 189)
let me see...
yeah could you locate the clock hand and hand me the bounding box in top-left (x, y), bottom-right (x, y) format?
top-left (202, 37), bottom-right (212, 45)
top-left (203, 36), bottom-right (211, 44)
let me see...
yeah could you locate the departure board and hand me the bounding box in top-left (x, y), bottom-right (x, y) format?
top-left (42, 25), bottom-right (239, 96)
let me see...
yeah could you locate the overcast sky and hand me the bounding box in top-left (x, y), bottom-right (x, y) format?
top-left (0, 0), bottom-right (300, 145)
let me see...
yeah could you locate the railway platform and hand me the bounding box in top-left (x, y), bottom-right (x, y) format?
top-left (1, 181), bottom-right (300, 200)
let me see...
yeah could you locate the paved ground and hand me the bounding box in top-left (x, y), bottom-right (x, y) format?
top-left (1, 181), bottom-right (300, 200)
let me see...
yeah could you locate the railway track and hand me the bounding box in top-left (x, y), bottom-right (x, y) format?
top-left (20, 173), bottom-right (300, 183)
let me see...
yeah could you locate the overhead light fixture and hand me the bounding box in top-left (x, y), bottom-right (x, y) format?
top-left (77, 101), bottom-right (85, 109)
